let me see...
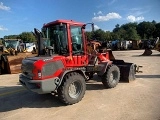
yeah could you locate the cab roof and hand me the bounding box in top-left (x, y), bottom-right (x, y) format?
top-left (43, 19), bottom-right (84, 27)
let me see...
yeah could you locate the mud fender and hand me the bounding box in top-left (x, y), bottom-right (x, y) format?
top-left (56, 69), bottom-right (87, 89)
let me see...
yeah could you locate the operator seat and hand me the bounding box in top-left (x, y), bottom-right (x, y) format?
top-left (72, 35), bottom-right (82, 52)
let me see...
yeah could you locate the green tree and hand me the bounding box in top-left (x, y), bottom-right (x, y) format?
top-left (4, 35), bottom-right (19, 39)
top-left (121, 22), bottom-right (138, 30)
top-left (113, 24), bottom-right (120, 32)
top-left (93, 29), bottom-right (107, 41)
top-left (111, 32), bottom-right (119, 40)
top-left (86, 30), bottom-right (112, 41)
top-left (145, 22), bottom-right (156, 39)
top-left (125, 27), bottom-right (140, 40)
top-left (153, 22), bottom-right (160, 38)
top-left (85, 31), bottom-right (92, 40)
top-left (117, 28), bottom-right (126, 40)
top-left (105, 31), bottom-right (112, 41)
top-left (137, 21), bottom-right (156, 39)
top-left (112, 23), bottom-right (138, 40)
top-left (112, 24), bottom-right (122, 40)
top-left (120, 22), bottom-right (138, 40)
top-left (152, 20), bottom-right (156, 25)
top-left (19, 32), bottom-right (36, 42)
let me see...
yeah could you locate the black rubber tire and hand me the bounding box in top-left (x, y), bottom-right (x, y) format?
top-left (57, 72), bottom-right (86, 105)
top-left (0, 67), bottom-right (2, 75)
top-left (101, 64), bottom-right (120, 88)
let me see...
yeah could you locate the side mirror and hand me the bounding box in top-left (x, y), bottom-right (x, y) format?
top-left (82, 24), bottom-right (86, 29)
top-left (91, 23), bottom-right (94, 32)
top-left (82, 23), bottom-right (94, 32)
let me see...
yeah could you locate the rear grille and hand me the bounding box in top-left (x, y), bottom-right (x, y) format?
top-left (21, 64), bottom-right (33, 72)
top-left (42, 60), bottom-right (64, 77)
top-left (21, 59), bottom-right (34, 79)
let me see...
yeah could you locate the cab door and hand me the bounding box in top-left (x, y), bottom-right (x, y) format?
top-left (66, 25), bottom-right (88, 67)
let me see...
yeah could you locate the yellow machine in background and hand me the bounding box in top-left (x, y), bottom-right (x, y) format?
top-left (3, 39), bottom-right (27, 55)
top-left (0, 39), bottom-right (34, 75)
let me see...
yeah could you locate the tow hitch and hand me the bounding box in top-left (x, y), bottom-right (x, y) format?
top-left (135, 65), bottom-right (143, 73)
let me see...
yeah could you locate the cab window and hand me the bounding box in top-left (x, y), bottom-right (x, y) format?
top-left (70, 26), bottom-right (84, 54)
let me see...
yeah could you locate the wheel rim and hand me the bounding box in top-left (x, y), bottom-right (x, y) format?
top-left (110, 71), bottom-right (118, 83)
top-left (68, 81), bottom-right (82, 99)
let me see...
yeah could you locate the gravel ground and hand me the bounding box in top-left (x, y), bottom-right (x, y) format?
top-left (0, 50), bottom-right (160, 120)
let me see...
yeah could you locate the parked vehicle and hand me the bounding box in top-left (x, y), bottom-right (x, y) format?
top-left (19, 19), bottom-right (142, 105)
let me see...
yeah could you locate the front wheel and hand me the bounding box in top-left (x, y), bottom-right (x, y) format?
top-left (57, 72), bottom-right (86, 105)
top-left (101, 64), bottom-right (120, 88)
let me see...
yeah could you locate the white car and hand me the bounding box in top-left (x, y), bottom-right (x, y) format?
top-left (26, 43), bottom-right (36, 52)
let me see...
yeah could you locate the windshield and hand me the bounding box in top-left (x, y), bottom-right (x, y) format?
top-left (42, 23), bottom-right (68, 55)
top-left (5, 40), bottom-right (19, 49)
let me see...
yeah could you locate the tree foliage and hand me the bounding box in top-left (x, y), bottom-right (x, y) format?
top-left (137, 21), bottom-right (156, 39)
top-left (3, 32), bottom-right (36, 43)
top-left (85, 20), bottom-right (160, 41)
top-left (19, 32), bottom-right (36, 42)
top-left (2, 20), bottom-right (160, 42)
top-left (4, 35), bottom-right (19, 39)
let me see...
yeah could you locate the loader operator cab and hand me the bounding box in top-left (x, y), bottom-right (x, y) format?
top-left (41, 20), bottom-right (85, 56)
top-left (4, 40), bottom-right (20, 51)
top-left (42, 23), bottom-right (69, 55)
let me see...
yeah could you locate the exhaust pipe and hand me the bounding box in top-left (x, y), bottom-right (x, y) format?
top-left (34, 28), bottom-right (45, 56)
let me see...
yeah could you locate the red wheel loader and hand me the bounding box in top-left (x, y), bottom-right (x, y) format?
top-left (19, 20), bottom-right (142, 105)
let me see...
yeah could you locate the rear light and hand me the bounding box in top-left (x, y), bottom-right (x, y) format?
top-left (38, 70), bottom-right (42, 78)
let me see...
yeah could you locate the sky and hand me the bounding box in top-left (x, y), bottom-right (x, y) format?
top-left (0, 0), bottom-right (160, 38)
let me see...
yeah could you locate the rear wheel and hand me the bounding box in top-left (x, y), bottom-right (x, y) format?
top-left (57, 72), bottom-right (86, 105)
top-left (101, 64), bottom-right (120, 88)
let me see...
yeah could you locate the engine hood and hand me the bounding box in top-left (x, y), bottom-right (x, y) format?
top-left (24, 55), bottom-right (66, 63)
top-left (25, 56), bottom-right (53, 61)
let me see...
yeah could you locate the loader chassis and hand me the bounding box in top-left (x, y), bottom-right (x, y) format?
top-left (19, 20), bottom-right (140, 105)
